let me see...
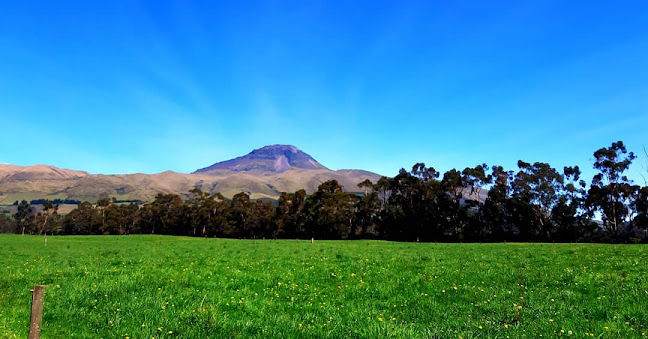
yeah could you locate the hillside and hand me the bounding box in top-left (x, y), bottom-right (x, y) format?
top-left (0, 146), bottom-right (381, 204)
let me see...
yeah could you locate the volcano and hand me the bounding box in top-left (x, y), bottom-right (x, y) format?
top-left (194, 145), bottom-right (328, 174)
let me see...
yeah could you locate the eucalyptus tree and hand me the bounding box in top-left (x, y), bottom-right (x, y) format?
top-left (32, 199), bottom-right (61, 235)
top-left (462, 164), bottom-right (492, 239)
top-left (632, 186), bottom-right (648, 236)
top-left (138, 194), bottom-right (186, 235)
top-left (462, 164), bottom-right (492, 208)
top-left (254, 199), bottom-right (275, 238)
top-left (102, 203), bottom-right (137, 235)
top-left (274, 189), bottom-right (307, 238)
top-left (186, 188), bottom-right (216, 236)
top-left (63, 202), bottom-right (102, 235)
top-left (483, 166), bottom-right (512, 240)
top-left (304, 180), bottom-right (358, 239)
top-left (550, 166), bottom-right (589, 240)
top-left (0, 213), bottom-right (13, 233)
top-left (586, 141), bottom-right (637, 236)
top-left (384, 164), bottom-right (440, 241)
top-left (14, 200), bottom-right (33, 235)
top-left (229, 192), bottom-right (256, 238)
top-left (510, 161), bottom-right (564, 240)
top-left (356, 180), bottom-right (382, 238)
top-left (440, 169), bottom-right (469, 239)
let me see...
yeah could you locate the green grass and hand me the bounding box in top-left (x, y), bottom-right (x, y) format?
top-left (0, 235), bottom-right (646, 338)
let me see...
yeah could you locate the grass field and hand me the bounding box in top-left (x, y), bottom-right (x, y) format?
top-left (0, 235), bottom-right (646, 338)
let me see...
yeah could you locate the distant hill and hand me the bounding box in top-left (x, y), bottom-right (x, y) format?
top-left (194, 145), bottom-right (328, 174)
top-left (0, 146), bottom-right (382, 204)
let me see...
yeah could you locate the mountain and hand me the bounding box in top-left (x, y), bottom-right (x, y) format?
top-left (194, 145), bottom-right (327, 174)
top-left (0, 164), bottom-right (88, 181)
top-left (0, 146), bottom-right (382, 204)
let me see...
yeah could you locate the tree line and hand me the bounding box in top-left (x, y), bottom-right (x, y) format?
top-left (2, 141), bottom-right (647, 243)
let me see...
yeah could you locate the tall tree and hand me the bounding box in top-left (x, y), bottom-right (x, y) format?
top-left (254, 199), bottom-right (275, 238)
top-left (483, 166), bottom-right (512, 241)
top-left (103, 203), bottom-right (138, 235)
top-left (461, 164), bottom-right (492, 240)
top-left (32, 200), bottom-right (61, 235)
top-left (0, 213), bottom-right (14, 233)
top-left (586, 141), bottom-right (637, 236)
top-left (96, 197), bottom-right (113, 233)
top-left (274, 189), bottom-right (307, 238)
top-left (304, 180), bottom-right (358, 239)
top-left (186, 188), bottom-right (216, 236)
top-left (137, 194), bottom-right (186, 235)
top-left (229, 192), bottom-right (256, 238)
top-left (632, 186), bottom-right (648, 237)
top-left (356, 180), bottom-right (382, 238)
top-left (384, 164), bottom-right (441, 241)
top-left (63, 202), bottom-right (102, 235)
top-left (14, 200), bottom-right (33, 234)
top-left (510, 161), bottom-right (564, 240)
top-left (551, 166), bottom-right (589, 241)
top-left (462, 164), bottom-right (491, 208)
top-left (439, 169), bottom-right (469, 239)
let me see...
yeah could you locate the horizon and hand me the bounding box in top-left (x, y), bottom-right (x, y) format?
top-left (1, 1), bottom-right (647, 184)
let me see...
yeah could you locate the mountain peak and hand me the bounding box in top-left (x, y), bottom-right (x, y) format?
top-left (256, 144), bottom-right (301, 153)
top-left (193, 145), bottom-right (328, 174)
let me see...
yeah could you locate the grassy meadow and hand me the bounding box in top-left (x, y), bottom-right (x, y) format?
top-left (0, 235), bottom-right (646, 338)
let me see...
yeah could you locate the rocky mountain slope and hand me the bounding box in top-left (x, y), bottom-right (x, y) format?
top-left (195, 145), bottom-right (328, 173)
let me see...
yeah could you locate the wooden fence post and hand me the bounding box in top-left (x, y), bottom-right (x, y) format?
top-left (29, 285), bottom-right (45, 339)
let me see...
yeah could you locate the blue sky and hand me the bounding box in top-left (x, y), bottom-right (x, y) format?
top-left (1, 1), bottom-right (647, 184)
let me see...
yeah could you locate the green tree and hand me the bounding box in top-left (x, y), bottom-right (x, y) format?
top-left (96, 197), bottom-right (113, 233)
top-left (355, 180), bottom-right (382, 238)
top-left (32, 200), bottom-right (62, 235)
top-left (632, 186), bottom-right (648, 238)
top-left (461, 164), bottom-right (492, 240)
top-left (186, 188), bottom-right (216, 236)
top-left (510, 161), bottom-right (564, 240)
top-left (14, 200), bottom-right (34, 234)
top-left (550, 166), bottom-right (591, 241)
top-left (304, 180), bottom-right (358, 239)
top-left (462, 164), bottom-right (491, 210)
top-left (483, 166), bottom-right (512, 241)
top-left (63, 202), bottom-right (102, 235)
top-left (586, 141), bottom-right (637, 236)
top-left (102, 203), bottom-right (138, 235)
top-left (0, 213), bottom-right (14, 233)
top-left (137, 194), bottom-right (186, 235)
top-left (439, 168), bottom-right (469, 239)
top-left (229, 192), bottom-right (255, 238)
top-left (254, 199), bottom-right (275, 238)
top-left (380, 164), bottom-right (441, 241)
top-left (274, 190), bottom-right (307, 238)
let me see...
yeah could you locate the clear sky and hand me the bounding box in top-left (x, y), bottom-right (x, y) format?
top-left (1, 1), bottom-right (647, 184)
